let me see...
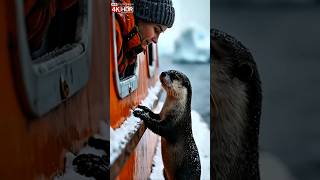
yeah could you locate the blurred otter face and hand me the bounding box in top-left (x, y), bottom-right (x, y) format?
top-left (160, 70), bottom-right (190, 99)
top-left (136, 20), bottom-right (167, 50)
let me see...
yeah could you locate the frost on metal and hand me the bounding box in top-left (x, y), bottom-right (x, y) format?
top-left (110, 82), bottom-right (162, 165)
top-left (149, 110), bottom-right (210, 180)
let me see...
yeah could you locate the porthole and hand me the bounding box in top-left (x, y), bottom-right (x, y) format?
top-left (13, 0), bottom-right (91, 117)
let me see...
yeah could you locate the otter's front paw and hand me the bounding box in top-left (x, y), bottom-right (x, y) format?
top-left (133, 109), bottom-right (144, 117)
top-left (133, 110), bottom-right (149, 121)
top-left (137, 105), bottom-right (151, 112)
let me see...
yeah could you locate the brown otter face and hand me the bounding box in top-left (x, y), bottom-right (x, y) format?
top-left (159, 70), bottom-right (190, 99)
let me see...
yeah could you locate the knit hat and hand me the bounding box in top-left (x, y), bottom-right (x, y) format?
top-left (134, 0), bottom-right (175, 28)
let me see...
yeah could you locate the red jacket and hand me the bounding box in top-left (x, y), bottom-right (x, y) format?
top-left (114, 0), bottom-right (143, 77)
top-left (24, 0), bottom-right (78, 51)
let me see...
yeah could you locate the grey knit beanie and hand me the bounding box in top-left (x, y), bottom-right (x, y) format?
top-left (134, 0), bottom-right (175, 28)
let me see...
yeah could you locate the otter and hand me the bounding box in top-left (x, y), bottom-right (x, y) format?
top-left (134, 70), bottom-right (201, 180)
top-left (211, 29), bottom-right (262, 180)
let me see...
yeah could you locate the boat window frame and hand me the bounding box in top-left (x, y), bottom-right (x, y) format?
top-left (111, 0), bottom-right (139, 99)
top-left (14, 0), bottom-right (92, 117)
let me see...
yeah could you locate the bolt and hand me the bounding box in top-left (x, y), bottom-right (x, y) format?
top-left (60, 77), bottom-right (70, 99)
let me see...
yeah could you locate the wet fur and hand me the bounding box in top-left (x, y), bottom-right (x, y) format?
top-left (134, 70), bottom-right (201, 180)
top-left (211, 29), bottom-right (262, 180)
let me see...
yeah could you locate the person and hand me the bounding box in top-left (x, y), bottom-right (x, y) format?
top-left (72, 0), bottom-right (175, 179)
top-left (115, 0), bottom-right (175, 78)
top-left (24, 0), bottom-right (78, 53)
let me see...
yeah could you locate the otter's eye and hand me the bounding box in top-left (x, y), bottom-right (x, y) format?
top-left (154, 27), bottom-right (160, 34)
top-left (170, 74), bottom-right (178, 80)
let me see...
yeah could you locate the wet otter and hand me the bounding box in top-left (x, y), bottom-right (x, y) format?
top-left (211, 29), bottom-right (262, 180)
top-left (134, 70), bottom-right (201, 180)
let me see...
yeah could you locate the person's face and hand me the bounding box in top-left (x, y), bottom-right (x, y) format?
top-left (137, 21), bottom-right (167, 50)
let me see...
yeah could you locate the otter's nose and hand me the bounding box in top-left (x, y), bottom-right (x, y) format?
top-left (160, 72), bottom-right (166, 78)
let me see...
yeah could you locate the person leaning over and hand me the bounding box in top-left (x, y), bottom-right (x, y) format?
top-left (71, 0), bottom-right (175, 179)
top-left (115, 0), bottom-right (175, 78)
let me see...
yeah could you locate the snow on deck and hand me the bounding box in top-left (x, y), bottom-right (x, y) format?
top-left (110, 82), bottom-right (162, 165)
top-left (149, 110), bottom-right (210, 180)
top-left (149, 139), bottom-right (164, 180)
top-left (54, 121), bottom-right (109, 180)
top-left (54, 152), bottom-right (95, 180)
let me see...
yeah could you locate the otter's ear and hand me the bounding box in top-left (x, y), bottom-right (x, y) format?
top-left (183, 80), bottom-right (190, 88)
top-left (211, 41), bottom-right (229, 60)
top-left (235, 62), bottom-right (254, 82)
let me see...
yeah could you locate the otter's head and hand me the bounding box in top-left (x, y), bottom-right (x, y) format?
top-left (211, 29), bottom-right (261, 126)
top-left (211, 28), bottom-right (262, 179)
top-left (160, 70), bottom-right (192, 101)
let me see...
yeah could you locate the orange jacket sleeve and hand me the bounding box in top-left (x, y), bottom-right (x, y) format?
top-left (24, 0), bottom-right (77, 51)
top-left (115, 11), bottom-right (143, 77)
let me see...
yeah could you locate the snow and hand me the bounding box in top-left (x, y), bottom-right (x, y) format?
top-left (192, 110), bottom-right (210, 180)
top-left (54, 120), bottom-right (109, 180)
top-left (149, 139), bottom-right (164, 180)
top-left (110, 82), bottom-right (162, 165)
top-left (55, 144), bottom-right (106, 180)
top-left (149, 110), bottom-right (210, 180)
top-left (54, 152), bottom-right (95, 180)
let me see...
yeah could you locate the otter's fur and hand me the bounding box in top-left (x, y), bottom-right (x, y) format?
top-left (134, 70), bottom-right (201, 180)
top-left (211, 29), bottom-right (262, 180)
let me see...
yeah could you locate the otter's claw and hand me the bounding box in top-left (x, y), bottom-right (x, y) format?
top-left (133, 110), bottom-right (143, 117)
top-left (138, 105), bottom-right (151, 112)
top-left (133, 110), bottom-right (150, 121)
top-left (133, 110), bottom-right (146, 118)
